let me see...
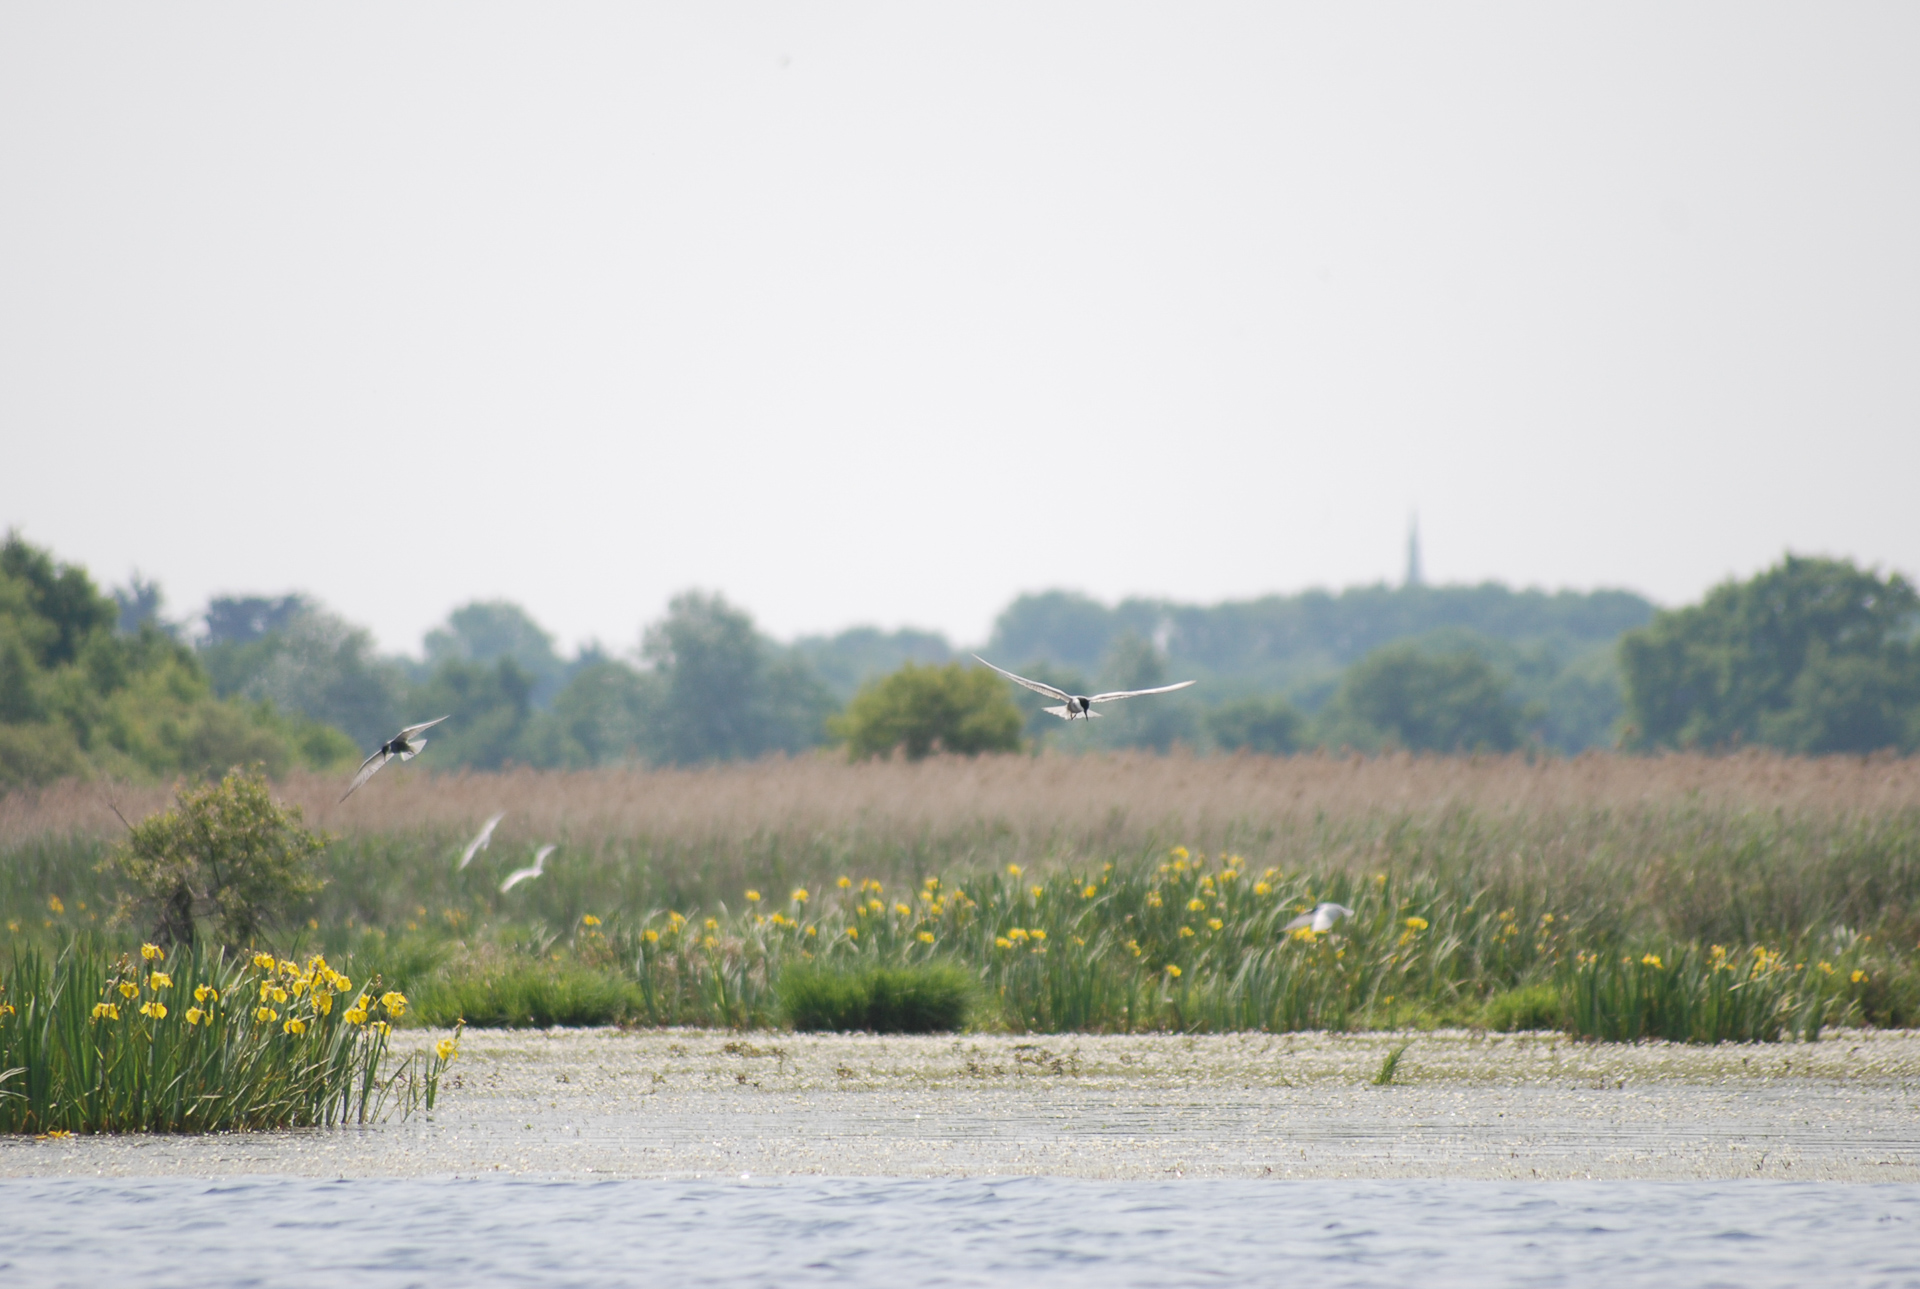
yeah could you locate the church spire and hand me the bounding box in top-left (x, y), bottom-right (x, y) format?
top-left (1404, 514), bottom-right (1424, 588)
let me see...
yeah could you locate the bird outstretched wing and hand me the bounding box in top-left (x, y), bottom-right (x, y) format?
top-left (1283, 912), bottom-right (1314, 931)
top-left (1087, 680), bottom-right (1197, 704)
top-left (398, 715), bottom-right (451, 741)
top-left (339, 750), bottom-right (394, 803)
top-left (458, 813), bottom-right (505, 869)
top-left (972, 655), bottom-right (1072, 703)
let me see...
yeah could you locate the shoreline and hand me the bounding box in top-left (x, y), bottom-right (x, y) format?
top-left (5, 1027), bottom-right (1919, 1182)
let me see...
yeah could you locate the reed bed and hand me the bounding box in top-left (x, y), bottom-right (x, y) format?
top-left (8, 749), bottom-right (1920, 847)
top-left (5, 752), bottom-right (1920, 1043)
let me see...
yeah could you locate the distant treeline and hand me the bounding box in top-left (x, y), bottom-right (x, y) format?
top-left (3, 529), bottom-right (1916, 788)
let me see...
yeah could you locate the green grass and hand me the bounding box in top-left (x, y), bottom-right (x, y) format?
top-left (0, 941), bottom-right (423, 1134)
top-left (779, 962), bottom-right (973, 1033)
top-left (412, 958), bottom-right (640, 1028)
top-left (1483, 984), bottom-right (1564, 1032)
top-left (1373, 1042), bottom-right (1411, 1085)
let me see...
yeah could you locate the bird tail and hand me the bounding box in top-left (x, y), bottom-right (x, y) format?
top-left (1043, 705), bottom-right (1073, 720)
top-left (399, 739), bottom-right (426, 760)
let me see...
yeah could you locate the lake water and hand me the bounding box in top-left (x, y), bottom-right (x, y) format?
top-left (3, 1176), bottom-right (1917, 1288)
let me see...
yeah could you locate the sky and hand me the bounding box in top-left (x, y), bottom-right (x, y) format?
top-left (3, 4), bottom-right (1916, 657)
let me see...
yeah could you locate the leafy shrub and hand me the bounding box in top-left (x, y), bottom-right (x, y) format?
top-left (107, 768), bottom-right (329, 948)
top-left (779, 962), bottom-right (972, 1032)
top-left (833, 662), bottom-right (1024, 760)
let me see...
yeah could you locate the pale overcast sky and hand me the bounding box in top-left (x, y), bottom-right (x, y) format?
top-left (3, 4), bottom-right (1915, 655)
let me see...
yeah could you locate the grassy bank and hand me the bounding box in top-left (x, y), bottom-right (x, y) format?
top-left (5, 753), bottom-right (1920, 1042)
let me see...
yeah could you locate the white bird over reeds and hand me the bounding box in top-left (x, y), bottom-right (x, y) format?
top-left (457, 813), bottom-right (506, 870)
top-left (971, 654), bottom-right (1195, 720)
top-left (500, 844), bottom-right (556, 893)
top-left (1285, 902), bottom-right (1354, 934)
top-left (340, 716), bottom-right (450, 802)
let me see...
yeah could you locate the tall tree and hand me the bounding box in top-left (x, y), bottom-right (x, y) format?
top-left (1619, 555), bottom-right (1920, 753)
top-left (1319, 643), bottom-right (1525, 752)
top-left (641, 592), bottom-right (834, 764)
top-left (0, 535), bottom-right (349, 787)
top-left (424, 600), bottom-right (567, 706)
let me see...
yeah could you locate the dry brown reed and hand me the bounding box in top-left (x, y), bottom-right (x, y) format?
top-left (8, 748), bottom-right (1918, 857)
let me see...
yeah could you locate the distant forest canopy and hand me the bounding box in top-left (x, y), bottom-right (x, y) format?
top-left (0, 536), bottom-right (352, 790)
top-left (5, 529), bottom-right (1915, 787)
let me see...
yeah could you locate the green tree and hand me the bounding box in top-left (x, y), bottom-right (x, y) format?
top-left (528, 657), bottom-right (661, 767)
top-left (411, 657), bottom-right (536, 770)
top-left (833, 662), bottom-right (1024, 760)
top-left (1319, 643), bottom-right (1525, 752)
top-left (424, 600), bottom-right (567, 706)
top-left (1090, 631), bottom-right (1198, 751)
top-left (1619, 555), bottom-right (1920, 753)
top-left (642, 592), bottom-right (835, 764)
top-left (108, 767), bottom-right (330, 946)
top-left (201, 601), bottom-right (407, 749)
top-left (0, 535), bottom-right (349, 788)
top-left (1207, 695), bottom-right (1304, 754)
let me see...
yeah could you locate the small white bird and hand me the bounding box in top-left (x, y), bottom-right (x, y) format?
top-left (500, 844), bottom-right (555, 893)
top-left (972, 654), bottom-right (1195, 720)
top-left (1284, 902), bottom-right (1355, 934)
top-left (457, 813), bottom-right (506, 870)
top-left (340, 717), bottom-right (450, 802)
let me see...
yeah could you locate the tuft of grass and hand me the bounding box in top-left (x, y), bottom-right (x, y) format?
top-left (412, 960), bottom-right (640, 1029)
top-left (779, 962), bottom-right (972, 1033)
top-left (1483, 984), bottom-right (1563, 1032)
top-left (1372, 1042), bottom-right (1411, 1085)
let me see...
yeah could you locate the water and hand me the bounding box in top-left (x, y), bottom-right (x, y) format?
top-left (3, 1176), bottom-right (1917, 1288)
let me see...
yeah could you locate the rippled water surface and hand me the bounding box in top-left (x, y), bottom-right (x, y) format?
top-left (4, 1176), bottom-right (1918, 1288)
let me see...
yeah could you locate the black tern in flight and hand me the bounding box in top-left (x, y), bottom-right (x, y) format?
top-left (457, 812), bottom-right (506, 870)
top-left (971, 654), bottom-right (1195, 720)
top-left (500, 844), bottom-right (556, 893)
top-left (340, 717), bottom-right (449, 802)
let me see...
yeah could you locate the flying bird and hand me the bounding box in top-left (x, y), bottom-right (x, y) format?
top-left (457, 812), bottom-right (506, 870)
top-left (339, 717), bottom-right (450, 802)
top-left (971, 654), bottom-right (1195, 720)
top-left (500, 844), bottom-right (556, 893)
top-left (1285, 902), bottom-right (1355, 934)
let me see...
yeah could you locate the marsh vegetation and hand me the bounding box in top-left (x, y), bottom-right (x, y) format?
top-left (5, 752), bottom-right (1917, 1055)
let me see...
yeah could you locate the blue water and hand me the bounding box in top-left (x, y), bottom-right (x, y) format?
top-left (2, 1177), bottom-right (1917, 1288)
